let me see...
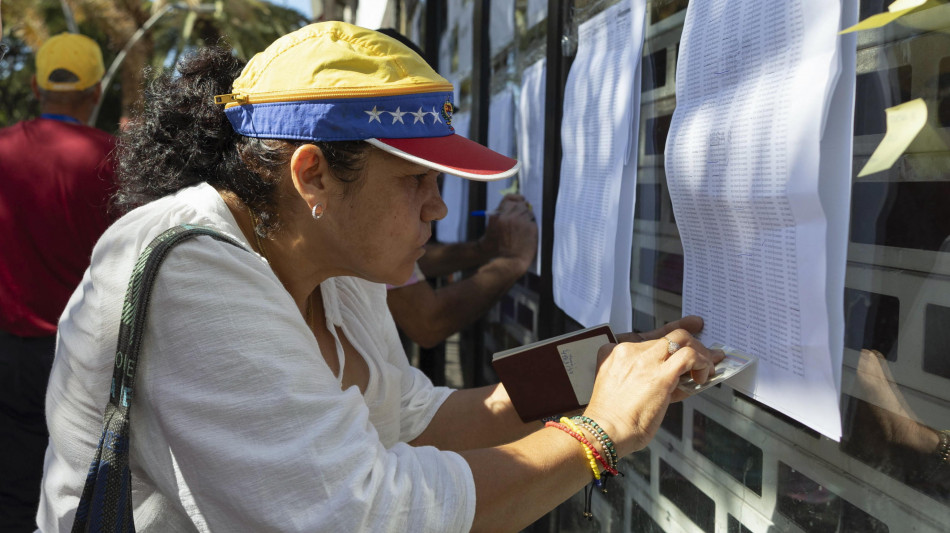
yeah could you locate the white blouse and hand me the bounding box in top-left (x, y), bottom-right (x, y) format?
top-left (38, 183), bottom-right (476, 532)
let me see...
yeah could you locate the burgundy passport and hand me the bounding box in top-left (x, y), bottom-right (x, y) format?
top-left (491, 324), bottom-right (616, 422)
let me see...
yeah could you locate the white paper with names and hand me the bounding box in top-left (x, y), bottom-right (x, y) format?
top-left (557, 334), bottom-right (610, 405)
top-left (665, 0), bottom-right (851, 439)
top-left (436, 112), bottom-right (472, 244)
top-left (553, 0), bottom-right (644, 330)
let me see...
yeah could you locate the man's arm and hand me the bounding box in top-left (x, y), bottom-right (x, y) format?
top-left (416, 240), bottom-right (489, 278)
top-left (389, 194), bottom-right (537, 347)
top-left (418, 194), bottom-right (536, 278)
top-left (387, 255), bottom-right (530, 348)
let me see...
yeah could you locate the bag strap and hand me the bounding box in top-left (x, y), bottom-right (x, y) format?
top-left (72, 224), bottom-right (248, 533)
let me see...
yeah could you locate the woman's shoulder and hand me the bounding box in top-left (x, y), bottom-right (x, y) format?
top-left (97, 183), bottom-right (250, 263)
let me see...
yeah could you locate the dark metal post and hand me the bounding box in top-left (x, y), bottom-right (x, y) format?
top-left (537, 0), bottom-right (571, 341)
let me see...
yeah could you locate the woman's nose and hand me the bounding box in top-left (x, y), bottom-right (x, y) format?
top-left (422, 177), bottom-right (448, 222)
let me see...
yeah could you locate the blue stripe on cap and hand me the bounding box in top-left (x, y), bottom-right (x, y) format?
top-left (224, 91), bottom-right (455, 142)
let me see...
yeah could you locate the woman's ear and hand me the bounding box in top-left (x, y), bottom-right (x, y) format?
top-left (290, 144), bottom-right (329, 209)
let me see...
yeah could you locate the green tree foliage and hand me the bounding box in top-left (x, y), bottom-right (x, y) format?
top-left (0, 36), bottom-right (40, 126)
top-left (0, 0), bottom-right (309, 131)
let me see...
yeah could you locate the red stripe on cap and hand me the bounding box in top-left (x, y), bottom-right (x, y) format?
top-left (373, 135), bottom-right (518, 178)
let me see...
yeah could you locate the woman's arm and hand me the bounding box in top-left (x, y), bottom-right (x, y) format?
top-left (413, 316), bottom-right (721, 532)
top-left (412, 315), bottom-right (712, 451)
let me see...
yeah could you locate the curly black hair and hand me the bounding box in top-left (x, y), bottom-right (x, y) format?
top-left (113, 45), bottom-right (367, 237)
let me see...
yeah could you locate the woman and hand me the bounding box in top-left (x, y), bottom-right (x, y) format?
top-left (38, 22), bottom-right (720, 532)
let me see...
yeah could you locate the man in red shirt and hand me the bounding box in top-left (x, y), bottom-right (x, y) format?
top-left (0, 32), bottom-right (116, 531)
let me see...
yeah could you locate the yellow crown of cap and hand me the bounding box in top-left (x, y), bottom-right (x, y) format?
top-left (226, 21), bottom-right (452, 106)
top-left (36, 33), bottom-right (105, 92)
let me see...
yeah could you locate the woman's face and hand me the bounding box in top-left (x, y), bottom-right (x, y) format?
top-left (323, 147), bottom-right (447, 285)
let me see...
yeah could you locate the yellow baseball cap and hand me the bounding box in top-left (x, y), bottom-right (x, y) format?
top-left (216, 21), bottom-right (519, 181)
top-left (36, 33), bottom-right (105, 92)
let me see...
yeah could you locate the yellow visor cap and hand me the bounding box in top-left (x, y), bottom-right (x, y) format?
top-left (226, 21), bottom-right (452, 105)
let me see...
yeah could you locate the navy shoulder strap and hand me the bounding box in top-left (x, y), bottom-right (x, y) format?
top-left (72, 224), bottom-right (247, 533)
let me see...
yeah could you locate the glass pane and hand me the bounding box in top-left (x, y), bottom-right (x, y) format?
top-left (693, 410), bottom-right (764, 495)
top-left (777, 462), bottom-right (889, 533)
top-left (660, 459), bottom-right (715, 533)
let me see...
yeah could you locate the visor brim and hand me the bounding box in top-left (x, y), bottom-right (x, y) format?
top-left (367, 135), bottom-right (519, 181)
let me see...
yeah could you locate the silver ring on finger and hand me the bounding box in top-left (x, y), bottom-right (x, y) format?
top-left (663, 336), bottom-right (681, 356)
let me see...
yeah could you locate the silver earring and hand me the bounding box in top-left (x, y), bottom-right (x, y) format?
top-left (312, 203), bottom-right (325, 220)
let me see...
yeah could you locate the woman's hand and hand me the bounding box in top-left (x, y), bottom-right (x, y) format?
top-left (583, 316), bottom-right (723, 457)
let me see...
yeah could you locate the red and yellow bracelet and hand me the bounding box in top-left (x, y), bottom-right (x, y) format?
top-left (544, 421), bottom-right (619, 480)
top-left (560, 417), bottom-right (601, 483)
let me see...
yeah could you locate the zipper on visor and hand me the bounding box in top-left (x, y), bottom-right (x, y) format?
top-left (214, 82), bottom-right (453, 107)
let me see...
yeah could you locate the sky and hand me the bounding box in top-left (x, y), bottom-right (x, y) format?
top-left (270, 0), bottom-right (390, 29)
top-left (274, 0), bottom-right (314, 18)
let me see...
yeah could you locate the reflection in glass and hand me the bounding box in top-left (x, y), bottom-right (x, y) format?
top-left (923, 304), bottom-right (950, 380)
top-left (642, 48), bottom-right (668, 92)
top-left (727, 515), bottom-right (753, 533)
top-left (859, 0), bottom-right (889, 20)
top-left (638, 248), bottom-right (684, 295)
top-left (938, 57), bottom-right (950, 127)
top-left (853, 66), bottom-right (912, 136)
top-left (631, 499), bottom-right (665, 533)
top-left (693, 410), bottom-right (764, 495)
top-left (644, 114), bottom-right (673, 156)
top-left (841, 349), bottom-right (950, 504)
top-left (557, 492), bottom-right (604, 532)
top-left (843, 288), bottom-right (899, 361)
top-left (661, 400), bottom-right (683, 440)
top-left (660, 459), bottom-right (715, 533)
top-left (635, 184), bottom-right (662, 221)
top-left (850, 181), bottom-right (950, 251)
top-left (649, 0), bottom-right (689, 24)
top-left (777, 461), bottom-right (889, 533)
top-left (623, 447), bottom-right (651, 483)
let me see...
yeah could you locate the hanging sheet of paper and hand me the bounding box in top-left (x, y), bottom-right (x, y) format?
top-left (665, 0), bottom-right (856, 440)
top-left (486, 88), bottom-right (516, 206)
top-left (553, 0), bottom-right (645, 330)
top-left (436, 111), bottom-right (472, 244)
top-left (516, 58), bottom-right (547, 275)
top-left (490, 0), bottom-right (515, 57)
top-left (527, 0), bottom-right (549, 29)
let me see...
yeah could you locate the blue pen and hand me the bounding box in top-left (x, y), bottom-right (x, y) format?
top-left (470, 210), bottom-right (488, 217)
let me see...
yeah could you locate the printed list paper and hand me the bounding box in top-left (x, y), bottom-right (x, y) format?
top-left (665, 0), bottom-right (849, 439)
top-left (517, 59), bottom-right (547, 275)
top-left (553, 0), bottom-right (645, 330)
top-left (436, 111), bottom-right (472, 244)
top-left (487, 88), bottom-right (516, 206)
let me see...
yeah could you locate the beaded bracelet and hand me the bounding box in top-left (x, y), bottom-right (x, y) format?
top-left (572, 415), bottom-right (618, 469)
top-left (545, 420), bottom-right (622, 522)
top-left (560, 418), bottom-right (602, 483)
top-left (545, 421), bottom-right (615, 482)
top-left (545, 421), bottom-right (602, 483)
top-left (936, 430), bottom-right (950, 465)
top-left (545, 421), bottom-right (618, 477)
top-left (576, 421), bottom-right (616, 471)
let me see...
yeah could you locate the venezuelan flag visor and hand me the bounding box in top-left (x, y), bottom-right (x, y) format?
top-left (216, 22), bottom-right (519, 181)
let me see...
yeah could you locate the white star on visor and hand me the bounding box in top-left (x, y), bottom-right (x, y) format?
top-left (365, 106), bottom-right (383, 123)
top-left (411, 107), bottom-right (428, 124)
top-left (389, 107), bottom-right (407, 124)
